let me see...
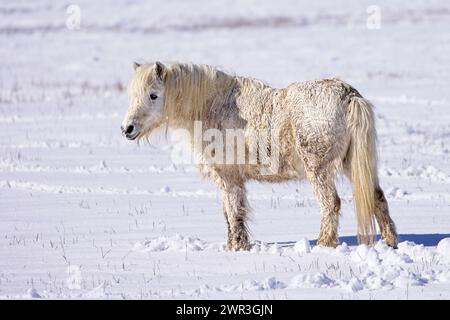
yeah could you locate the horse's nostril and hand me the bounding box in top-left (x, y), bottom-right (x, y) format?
top-left (125, 125), bottom-right (134, 134)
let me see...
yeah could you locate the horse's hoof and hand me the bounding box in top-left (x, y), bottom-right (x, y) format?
top-left (383, 235), bottom-right (398, 249)
top-left (225, 242), bottom-right (233, 251)
top-left (226, 240), bottom-right (250, 251)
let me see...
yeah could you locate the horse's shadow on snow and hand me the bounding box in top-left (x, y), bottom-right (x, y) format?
top-left (273, 234), bottom-right (450, 248)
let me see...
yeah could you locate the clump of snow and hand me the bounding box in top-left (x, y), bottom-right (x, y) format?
top-left (290, 273), bottom-right (337, 289)
top-left (133, 234), bottom-right (208, 252)
top-left (262, 276), bottom-right (286, 290)
top-left (392, 270), bottom-right (427, 288)
top-left (26, 288), bottom-right (41, 298)
top-left (386, 187), bottom-right (409, 199)
top-left (335, 242), bottom-right (351, 255)
top-left (249, 241), bottom-right (282, 254)
top-left (350, 244), bottom-right (380, 266)
top-left (293, 237), bottom-right (311, 254)
top-left (100, 160), bottom-right (107, 169)
top-left (160, 186), bottom-right (171, 193)
top-left (437, 238), bottom-right (450, 260)
top-left (221, 276), bottom-right (286, 292)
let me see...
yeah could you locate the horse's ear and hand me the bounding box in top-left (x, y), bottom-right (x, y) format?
top-left (154, 61), bottom-right (166, 80)
top-left (133, 62), bottom-right (141, 71)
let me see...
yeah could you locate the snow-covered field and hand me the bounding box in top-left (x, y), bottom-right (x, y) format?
top-left (1, 0), bottom-right (450, 299)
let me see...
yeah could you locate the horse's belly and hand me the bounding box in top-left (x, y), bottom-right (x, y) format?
top-left (245, 148), bottom-right (307, 182)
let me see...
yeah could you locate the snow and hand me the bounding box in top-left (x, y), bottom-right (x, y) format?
top-left (437, 238), bottom-right (450, 261)
top-left (293, 238), bottom-right (311, 254)
top-left (1, 0), bottom-right (450, 299)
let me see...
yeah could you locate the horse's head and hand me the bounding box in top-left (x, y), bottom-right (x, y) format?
top-left (121, 62), bottom-right (166, 141)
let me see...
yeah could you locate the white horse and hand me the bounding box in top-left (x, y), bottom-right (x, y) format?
top-left (121, 62), bottom-right (398, 251)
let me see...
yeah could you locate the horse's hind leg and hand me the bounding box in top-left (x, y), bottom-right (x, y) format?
top-left (344, 167), bottom-right (398, 248)
top-left (305, 165), bottom-right (341, 247)
top-left (374, 186), bottom-right (398, 248)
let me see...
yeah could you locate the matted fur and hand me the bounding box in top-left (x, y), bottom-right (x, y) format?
top-left (122, 62), bottom-right (398, 250)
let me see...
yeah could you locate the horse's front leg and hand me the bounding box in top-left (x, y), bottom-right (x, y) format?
top-left (221, 183), bottom-right (250, 251)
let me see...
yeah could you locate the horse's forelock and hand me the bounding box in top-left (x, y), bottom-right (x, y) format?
top-left (129, 64), bottom-right (158, 101)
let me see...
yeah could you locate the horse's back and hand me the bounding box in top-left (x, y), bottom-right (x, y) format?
top-left (285, 78), bottom-right (355, 111)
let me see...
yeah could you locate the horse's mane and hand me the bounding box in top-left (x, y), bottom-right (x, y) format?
top-left (162, 63), bottom-right (237, 125)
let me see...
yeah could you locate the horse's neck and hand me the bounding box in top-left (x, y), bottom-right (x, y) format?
top-left (235, 77), bottom-right (277, 110)
top-left (168, 69), bottom-right (235, 129)
top-left (168, 70), bottom-right (276, 131)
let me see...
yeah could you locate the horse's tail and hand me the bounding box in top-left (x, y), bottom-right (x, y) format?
top-left (345, 94), bottom-right (378, 244)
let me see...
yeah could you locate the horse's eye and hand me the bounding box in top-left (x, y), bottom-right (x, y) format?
top-left (150, 93), bottom-right (158, 100)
